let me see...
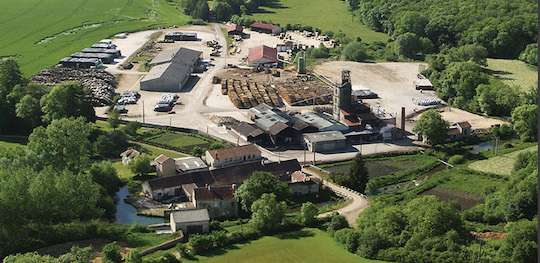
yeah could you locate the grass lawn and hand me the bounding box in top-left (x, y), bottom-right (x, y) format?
top-left (1, 0), bottom-right (191, 75)
top-left (468, 145), bottom-right (538, 176)
top-left (247, 0), bottom-right (389, 43)
top-left (180, 228), bottom-right (387, 263)
top-left (435, 168), bottom-right (507, 195)
top-left (149, 132), bottom-right (212, 151)
top-left (220, 27), bottom-right (232, 53)
top-left (0, 137), bottom-right (28, 149)
top-left (485, 59), bottom-right (538, 91)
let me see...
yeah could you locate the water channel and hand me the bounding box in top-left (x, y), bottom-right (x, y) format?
top-left (115, 186), bottom-right (164, 225)
top-left (470, 141), bottom-right (501, 154)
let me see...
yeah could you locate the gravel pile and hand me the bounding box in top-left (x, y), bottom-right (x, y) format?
top-left (30, 67), bottom-right (117, 106)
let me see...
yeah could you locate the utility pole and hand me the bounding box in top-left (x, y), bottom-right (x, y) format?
top-left (313, 150), bottom-right (316, 165)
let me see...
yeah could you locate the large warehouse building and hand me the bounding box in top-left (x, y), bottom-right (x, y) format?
top-left (248, 45), bottom-right (278, 67)
top-left (140, 47), bottom-right (202, 92)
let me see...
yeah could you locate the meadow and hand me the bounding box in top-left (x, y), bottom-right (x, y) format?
top-left (147, 228), bottom-right (386, 263)
top-left (468, 145), bottom-right (538, 176)
top-left (485, 59), bottom-right (538, 91)
top-left (1, 0), bottom-right (190, 75)
top-left (247, 0), bottom-right (390, 43)
top-left (148, 132), bottom-right (213, 151)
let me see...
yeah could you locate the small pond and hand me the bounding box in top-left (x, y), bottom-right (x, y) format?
top-left (470, 141), bottom-right (501, 154)
top-left (115, 186), bottom-right (164, 225)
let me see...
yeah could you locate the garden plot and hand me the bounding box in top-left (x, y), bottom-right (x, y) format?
top-left (468, 146), bottom-right (537, 176)
top-left (419, 187), bottom-right (484, 211)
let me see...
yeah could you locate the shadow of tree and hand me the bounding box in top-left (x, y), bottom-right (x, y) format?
top-left (274, 229), bottom-right (315, 239)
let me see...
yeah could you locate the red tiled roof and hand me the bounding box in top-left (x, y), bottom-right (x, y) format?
top-left (207, 144), bottom-right (261, 160)
top-left (457, 121), bottom-right (472, 129)
top-left (194, 185), bottom-right (236, 202)
top-left (448, 128), bottom-right (461, 135)
top-left (248, 45), bottom-right (278, 63)
top-left (291, 171), bottom-right (308, 182)
top-left (250, 22), bottom-right (279, 30)
top-left (155, 154), bottom-right (172, 163)
top-left (227, 24), bottom-right (243, 32)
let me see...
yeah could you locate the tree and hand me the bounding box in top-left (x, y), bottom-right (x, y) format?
top-left (27, 117), bottom-right (92, 173)
top-left (121, 121), bottom-right (142, 137)
top-left (394, 32), bottom-right (432, 59)
top-left (15, 95), bottom-right (44, 128)
top-left (413, 110), bottom-right (449, 145)
top-left (300, 202), bottom-right (319, 225)
top-left (250, 193), bottom-right (286, 233)
top-left (347, 153), bottom-right (369, 193)
top-left (124, 249), bottom-right (142, 263)
top-left (108, 110), bottom-right (121, 130)
top-left (511, 104), bottom-right (537, 142)
top-left (189, 234), bottom-right (213, 255)
top-left (498, 219), bottom-right (538, 263)
top-left (327, 213), bottom-right (349, 233)
top-left (234, 171), bottom-right (290, 211)
top-left (519, 43), bottom-right (537, 66)
top-left (128, 153), bottom-right (153, 176)
top-left (0, 59), bottom-right (25, 96)
top-left (343, 41), bottom-right (368, 62)
top-left (102, 242), bottom-right (122, 263)
top-left (40, 82), bottom-right (96, 123)
top-left (3, 252), bottom-right (60, 263)
top-left (58, 246), bottom-right (94, 263)
top-left (88, 161), bottom-right (121, 195)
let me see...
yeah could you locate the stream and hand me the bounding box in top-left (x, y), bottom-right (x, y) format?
top-left (115, 186), bottom-right (164, 225)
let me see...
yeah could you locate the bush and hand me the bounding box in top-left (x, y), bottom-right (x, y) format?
top-left (448, 155), bottom-right (465, 165)
top-left (502, 142), bottom-right (514, 149)
top-left (343, 41), bottom-right (368, 62)
top-left (327, 213), bottom-right (349, 234)
top-left (129, 222), bottom-right (152, 233)
top-left (189, 234), bottom-right (213, 255)
top-left (102, 242), bottom-right (122, 263)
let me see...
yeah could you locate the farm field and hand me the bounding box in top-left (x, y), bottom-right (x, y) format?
top-left (435, 168), bottom-right (507, 195)
top-left (1, 0), bottom-right (190, 75)
top-left (319, 155), bottom-right (429, 179)
top-left (468, 146), bottom-right (538, 176)
top-left (247, 0), bottom-right (390, 43)
top-left (148, 132), bottom-right (213, 151)
top-left (419, 187), bottom-right (484, 211)
top-left (485, 59), bottom-right (538, 91)
top-left (179, 228), bottom-right (387, 263)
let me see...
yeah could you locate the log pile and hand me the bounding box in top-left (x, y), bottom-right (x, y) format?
top-left (274, 78), bottom-right (331, 106)
top-left (223, 79), bottom-right (282, 109)
top-left (30, 67), bottom-right (117, 106)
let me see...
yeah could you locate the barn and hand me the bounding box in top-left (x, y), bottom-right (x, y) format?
top-left (250, 22), bottom-right (282, 34)
top-left (140, 47), bottom-right (202, 92)
top-left (248, 45), bottom-right (278, 67)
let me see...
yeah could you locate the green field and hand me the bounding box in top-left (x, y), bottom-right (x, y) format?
top-left (468, 146), bottom-right (538, 176)
top-left (0, 137), bottom-right (28, 149)
top-left (485, 59), bottom-right (538, 91)
top-left (149, 132), bottom-right (213, 151)
top-left (1, 0), bottom-right (190, 75)
top-left (247, 0), bottom-right (389, 43)
top-left (436, 168), bottom-right (507, 195)
top-left (181, 228), bottom-right (386, 263)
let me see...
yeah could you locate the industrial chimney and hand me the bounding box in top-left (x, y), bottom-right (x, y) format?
top-left (401, 107), bottom-right (406, 138)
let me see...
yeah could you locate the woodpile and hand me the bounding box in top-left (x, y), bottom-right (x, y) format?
top-left (223, 79), bottom-right (282, 109)
top-left (274, 77), bottom-right (331, 106)
top-left (30, 67), bottom-right (116, 106)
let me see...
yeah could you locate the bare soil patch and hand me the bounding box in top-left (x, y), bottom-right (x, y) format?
top-left (419, 187), bottom-right (484, 211)
top-left (323, 159), bottom-right (423, 179)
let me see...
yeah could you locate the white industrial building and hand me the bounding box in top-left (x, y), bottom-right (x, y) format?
top-left (140, 47), bottom-right (202, 92)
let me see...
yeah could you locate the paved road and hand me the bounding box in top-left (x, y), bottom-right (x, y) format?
top-left (304, 167), bottom-right (370, 226)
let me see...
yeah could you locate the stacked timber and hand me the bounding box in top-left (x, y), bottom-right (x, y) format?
top-left (274, 78), bottom-right (331, 106)
top-left (224, 79), bottom-right (282, 109)
top-left (30, 67), bottom-right (116, 106)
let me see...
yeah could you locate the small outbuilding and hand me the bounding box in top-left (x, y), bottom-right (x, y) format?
top-left (250, 22), bottom-right (282, 34)
top-left (120, 149), bottom-right (140, 166)
top-left (248, 45), bottom-right (278, 67)
top-left (303, 131), bottom-right (347, 152)
top-left (170, 209), bottom-right (210, 234)
top-left (227, 24), bottom-right (243, 35)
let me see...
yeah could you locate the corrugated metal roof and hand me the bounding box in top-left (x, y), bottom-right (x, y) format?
top-left (141, 62), bottom-right (191, 83)
top-left (303, 131), bottom-right (346, 143)
top-left (150, 47), bottom-right (201, 66)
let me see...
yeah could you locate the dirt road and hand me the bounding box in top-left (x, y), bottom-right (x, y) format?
top-left (305, 168), bottom-right (370, 226)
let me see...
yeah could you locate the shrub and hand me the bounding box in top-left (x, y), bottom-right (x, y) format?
top-left (327, 213), bottom-right (349, 234)
top-left (502, 142), bottom-right (514, 149)
top-left (188, 234), bottom-right (213, 255)
top-left (448, 155), bottom-right (465, 165)
top-left (102, 242), bottom-right (122, 263)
